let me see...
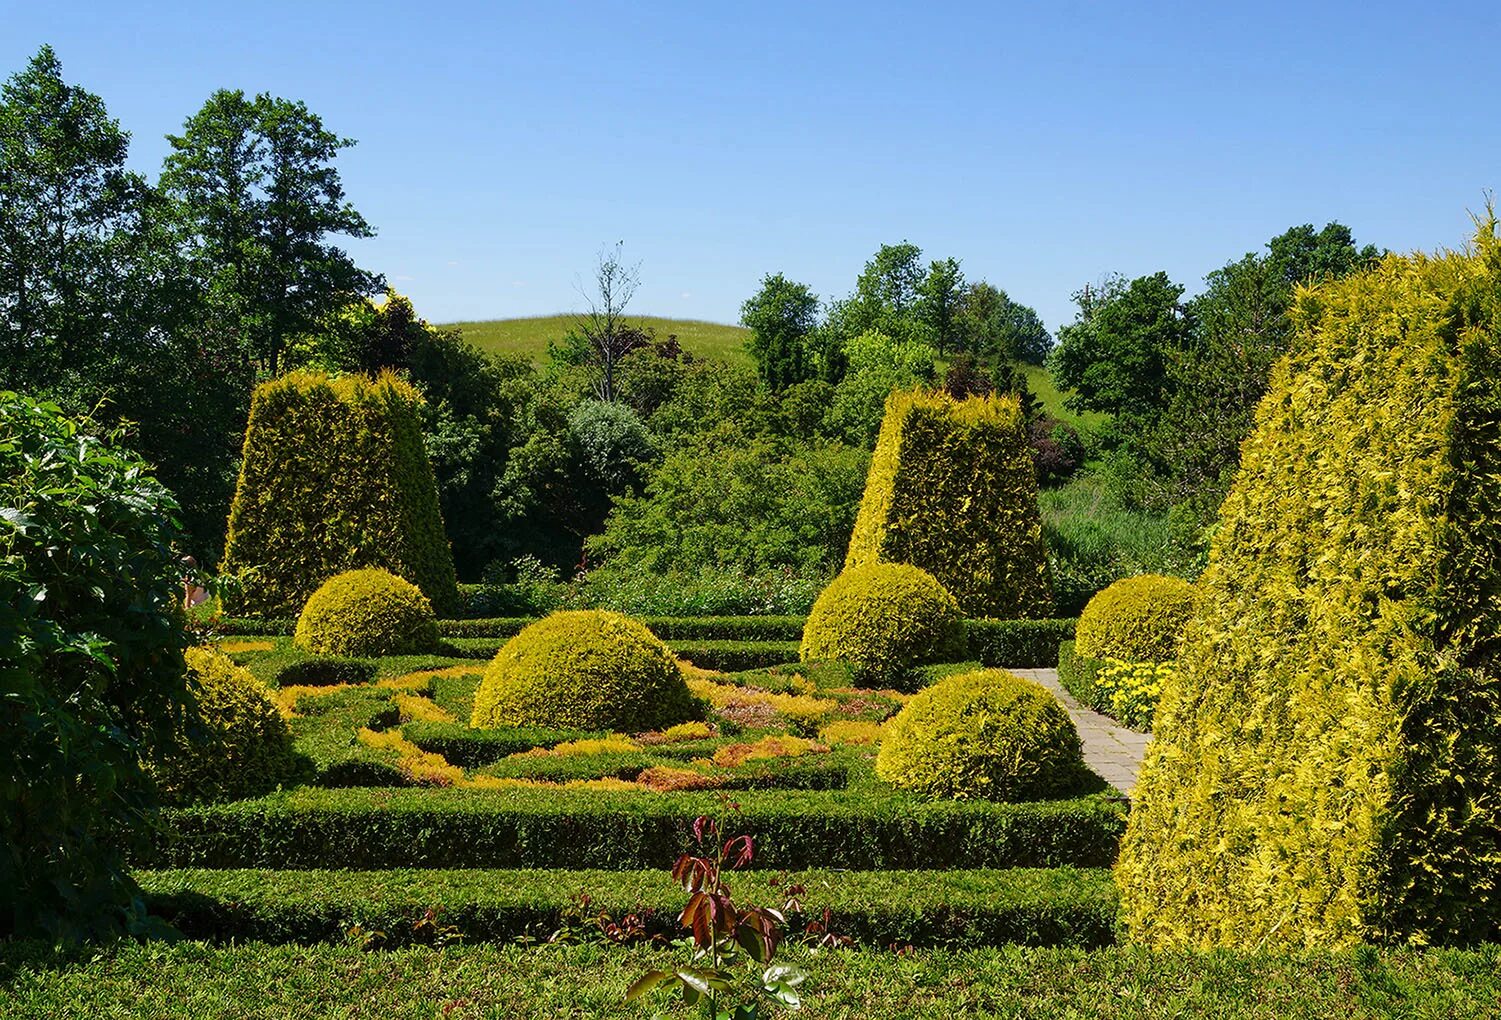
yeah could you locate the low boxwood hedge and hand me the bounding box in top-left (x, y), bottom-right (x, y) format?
top-left (968, 619), bottom-right (1077, 668)
top-left (138, 866), bottom-right (1118, 948)
top-left (145, 786), bottom-right (1128, 871)
top-left (1056, 640), bottom-right (1106, 712)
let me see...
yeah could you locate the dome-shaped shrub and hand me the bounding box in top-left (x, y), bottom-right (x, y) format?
top-left (294, 568), bottom-right (438, 657)
top-left (470, 610), bottom-right (696, 731)
top-left (1074, 574), bottom-right (1196, 663)
top-left (875, 669), bottom-right (1084, 800)
top-left (147, 648), bottom-right (307, 804)
top-left (799, 563), bottom-right (965, 687)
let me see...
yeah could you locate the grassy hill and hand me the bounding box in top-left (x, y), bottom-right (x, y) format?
top-left (447, 314), bottom-right (753, 366)
top-left (449, 315), bottom-right (1101, 433)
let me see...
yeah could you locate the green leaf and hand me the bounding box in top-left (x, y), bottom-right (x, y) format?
top-left (624, 970), bottom-right (674, 1002)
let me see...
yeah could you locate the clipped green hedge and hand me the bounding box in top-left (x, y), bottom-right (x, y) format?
top-left (148, 786), bottom-right (1128, 871)
top-left (845, 389), bottom-right (1052, 617)
top-left (877, 670), bottom-right (1086, 801)
top-left (470, 611), bottom-right (696, 731)
top-left (147, 648), bottom-right (307, 805)
top-left (221, 371), bottom-right (459, 617)
top-left (968, 618), bottom-right (1077, 668)
top-left (800, 563), bottom-right (966, 687)
top-left (1118, 228), bottom-right (1501, 948)
top-left (1074, 574), bottom-right (1195, 663)
top-left (272, 657), bottom-right (377, 688)
top-left (438, 615), bottom-right (807, 642)
top-left (138, 867), bottom-right (1117, 949)
top-left (287, 687), bottom-right (405, 788)
top-left (1056, 640), bottom-right (1106, 712)
top-left (401, 721), bottom-right (600, 768)
top-left (293, 569), bottom-right (438, 657)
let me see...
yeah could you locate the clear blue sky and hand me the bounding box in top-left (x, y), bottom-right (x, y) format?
top-left (6, 1), bottom-right (1499, 332)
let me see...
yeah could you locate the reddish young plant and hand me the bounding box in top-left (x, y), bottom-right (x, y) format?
top-left (626, 799), bottom-right (806, 1017)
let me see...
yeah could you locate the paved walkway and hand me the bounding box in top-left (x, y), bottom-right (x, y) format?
top-left (1010, 668), bottom-right (1149, 797)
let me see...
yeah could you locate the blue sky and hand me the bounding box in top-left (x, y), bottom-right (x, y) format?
top-left (6, 1), bottom-right (1499, 332)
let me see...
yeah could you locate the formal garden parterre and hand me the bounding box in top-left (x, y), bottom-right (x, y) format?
top-left (7, 39), bottom-right (1501, 1014)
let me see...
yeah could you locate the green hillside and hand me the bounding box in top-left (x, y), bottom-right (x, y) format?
top-left (448, 314), bottom-right (753, 365)
top-left (450, 316), bottom-right (1101, 433)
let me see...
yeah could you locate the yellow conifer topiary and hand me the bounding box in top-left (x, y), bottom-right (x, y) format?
top-left (1074, 574), bottom-right (1196, 663)
top-left (875, 668), bottom-right (1084, 800)
top-left (294, 568), bottom-right (438, 657)
top-left (470, 610), bottom-right (697, 732)
top-left (799, 562), bottom-right (965, 687)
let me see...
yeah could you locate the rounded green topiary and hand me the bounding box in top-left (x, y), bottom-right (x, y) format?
top-left (1074, 574), bottom-right (1196, 663)
top-left (875, 668), bottom-right (1085, 801)
top-left (294, 568), bottom-right (439, 657)
top-left (470, 610), bottom-right (696, 731)
top-left (799, 563), bottom-right (965, 687)
top-left (147, 647), bottom-right (307, 804)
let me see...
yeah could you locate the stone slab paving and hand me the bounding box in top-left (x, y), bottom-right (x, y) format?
top-left (1009, 668), bottom-right (1150, 797)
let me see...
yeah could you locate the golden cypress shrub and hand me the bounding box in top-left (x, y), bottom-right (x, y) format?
top-left (1117, 223), bottom-right (1501, 948)
top-left (294, 568), bottom-right (439, 657)
top-left (845, 389), bottom-right (1052, 617)
top-left (799, 563), bottom-right (965, 687)
top-left (470, 610), bottom-right (697, 731)
top-left (147, 648), bottom-right (307, 804)
top-left (1074, 574), bottom-right (1196, 663)
top-left (221, 371), bottom-right (459, 617)
top-left (875, 669), bottom-right (1084, 800)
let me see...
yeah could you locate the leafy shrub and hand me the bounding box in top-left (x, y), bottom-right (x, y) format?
top-left (221, 371), bottom-right (459, 616)
top-left (799, 563), bottom-right (965, 687)
top-left (845, 389), bottom-right (1053, 617)
top-left (1074, 574), bottom-right (1196, 663)
top-left (148, 649), bottom-right (306, 804)
top-left (1055, 640), bottom-right (1106, 713)
top-left (566, 399), bottom-right (654, 491)
top-left (966, 618), bottom-right (1078, 668)
top-left (0, 393), bottom-right (190, 938)
top-left (1094, 659), bottom-right (1170, 731)
top-left (293, 568), bottom-right (439, 657)
top-left (1118, 226), bottom-right (1501, 948)
top-left (470, 611), bottom-right (697, 731)
top-left (876, 669), bottom-right (1086, 801)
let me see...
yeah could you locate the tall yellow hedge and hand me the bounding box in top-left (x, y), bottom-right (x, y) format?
top-left (844, 390), bottom-right (1052, 618)
top-left (221, 371), bottom-right (459, 617)
top-left (1116, 224), bottom-right (1501, 948)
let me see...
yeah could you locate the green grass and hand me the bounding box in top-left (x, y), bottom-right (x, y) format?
top-left (1022, 363), bottom-right (1108, 433)
top-left (450, 315), bottom-right (753, 366)
top-left (6, 941), bottom-right (1499, 1018)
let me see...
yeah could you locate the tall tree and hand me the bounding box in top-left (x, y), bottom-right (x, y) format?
top-left (162, 89), bottom-right (379, 376)
top-left (550, 242), bottom-right (646, 403)
top-left (740, 272), bottom-right (820, 389)
top-left (916, 257), bottom-right (965, 354)
top-left (956, 281), bottom-right (1052, 366)
top-left (1051, 271), bottom-right (1191, 418)
top-left (0, 46), bottom-right (143, 388)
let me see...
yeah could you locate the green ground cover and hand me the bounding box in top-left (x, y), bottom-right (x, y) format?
top-left (4, 941), bottom-right (1497, 1018)
top-left (450, 315), bottom-right (753, 365)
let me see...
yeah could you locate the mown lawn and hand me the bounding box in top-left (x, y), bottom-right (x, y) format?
top-left (448, 314), bottom-right (752, 366)
top-left (4, 941), bottom-right (1498, 1018)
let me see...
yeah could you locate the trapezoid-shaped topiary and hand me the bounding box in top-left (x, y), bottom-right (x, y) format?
top-left (844, 389), bottom-right (1052, 618)
top-left (1116, 223), bottom-right (1501, 949)
top-left (221, 371), bottom-right (460, 617)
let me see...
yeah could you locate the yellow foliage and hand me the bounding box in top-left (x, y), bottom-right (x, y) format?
top-left (356, 727), bottom-right (465, 786)
top-left (391, 692), bottom-right (454, 723)
top-left (713, 735), bottom-right (828, 768)
top-left (514, 734), bottom-right (640, 758)
top-left (217, 639), bottom-right (275, 653)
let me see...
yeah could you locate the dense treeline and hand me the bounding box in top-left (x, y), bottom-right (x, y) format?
top-left (1, 44), bottom-right (1377, 613)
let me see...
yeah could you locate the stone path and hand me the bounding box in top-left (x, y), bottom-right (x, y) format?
top-left (1010, 668), bottom-right (1149, 797)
